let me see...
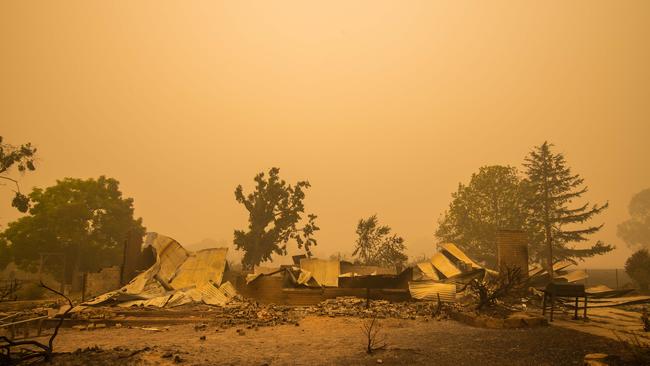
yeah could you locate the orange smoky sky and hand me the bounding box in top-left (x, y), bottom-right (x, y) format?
top-left (1, 1), bottom-right (649, 268)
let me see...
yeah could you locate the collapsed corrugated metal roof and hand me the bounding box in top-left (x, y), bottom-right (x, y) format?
top-left (339, 262), bottom-right (397, 277)
top-left (585, 285), bottom-right (634, 298)
top-left (528, 261), bottom-right (591, 286)
top-left (187, 282), bottom-right (231, 306)
top-left (430, 252), bottom-right (462, 279)
top-left (254, 266), bottom-right (282, 275)
top-left (245, 267), bottom-right (284, 284)
top-left (296, 268), bottom-right (315, 286)
top-left (77, 233), bottom-right (235, 310)
top-left (151, 234), bottom-right (189, 284)
top-left (416, 243), bottom-right (485, 282)
top-left (119, 294), bottom-right (172, 308)
top-left (415, 262), bottom-right (439, 281)
top-left (299, 258), bottom-right (340, 287)
top-left (171, 248), bottom-right (228, 290)
top-left (408, 282), bottom-right (456, 302)
top-left (439, 243), bottom-right (482, 271)
top-left (246, 265), bottom-right (322, 287)
top-left (556, 269), bottom-right (588, 283)
top-left (408, 244), bottom-right (486, 301)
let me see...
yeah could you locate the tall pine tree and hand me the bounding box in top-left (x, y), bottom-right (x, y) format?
top-left (523, 142), bottom-right (613, 277)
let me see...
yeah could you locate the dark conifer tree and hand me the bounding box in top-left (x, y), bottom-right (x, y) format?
top-left (523, 142), bottom-right (613, 277)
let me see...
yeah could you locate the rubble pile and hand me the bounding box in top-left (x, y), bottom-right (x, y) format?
top-left (208, 297), bottom-right (456, 328)
top-left (215, 299), bottom-right (301, 328)
top-left (303, 296), bottom-right (455, 320)
top-left (69, 307), bottom-right (117, 321)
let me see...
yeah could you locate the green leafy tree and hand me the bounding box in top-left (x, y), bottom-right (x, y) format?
top-left (523, 142), bottom-right (613, 275)
top-left (625, 249), bottom-right (650, 291)
top-left (617, 188), bottom-right (650, 250)
top-left (1, 176), bottom-right (145, 278)
top-left (435, 166), bottom-right (527, 266)
top-left (234, 168), bottom-right (319, 269)
top-left (0, 136), bottom-right (37, 212)
top-left (353, 215), bottom-right (408, 268)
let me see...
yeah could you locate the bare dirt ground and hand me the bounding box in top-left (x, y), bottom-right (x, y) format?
top-left (540, 305), bottom-right (650, 344)
top-left (27, 316), bottom-right (628, 366)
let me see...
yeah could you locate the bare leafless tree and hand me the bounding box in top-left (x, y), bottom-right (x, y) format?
top-left (0, 281), bottom-right (73, 364)
top-left (361, 316), bottom-right (386, 354)
top-left (464, 266), bottom-right (525, 311)
top-left (0, 280), bottom-right (20, 302)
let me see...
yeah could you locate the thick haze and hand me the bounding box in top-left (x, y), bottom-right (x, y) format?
top-left (1, 1), bottom-right (649, 268)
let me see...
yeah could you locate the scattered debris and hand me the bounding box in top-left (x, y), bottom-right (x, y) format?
top-left (216, 300), bottom-right (300, 328)
top-left (3, 235), bottom-right (647, 366)
top-left (137, 327), bottom-right (166, 332)
top-left (583, 353), bottom-right (617, 366)
top-left (304, 296), bottom-right (452, 320)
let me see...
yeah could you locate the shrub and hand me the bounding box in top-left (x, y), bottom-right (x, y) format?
top-left (625, 249), bottom-right (650, 291)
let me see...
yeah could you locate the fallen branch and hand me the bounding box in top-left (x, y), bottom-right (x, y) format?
top-left (41, 281), bottom-right (73, 353)
top-left (0, 281), bottom-right (73, 364)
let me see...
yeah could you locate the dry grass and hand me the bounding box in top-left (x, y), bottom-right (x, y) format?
top-left (615, 331), bottom-right (650, 365)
